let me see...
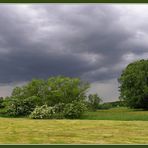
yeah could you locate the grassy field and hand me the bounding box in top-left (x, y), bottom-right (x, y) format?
top-left (1, 107), bottom-right (148, 144)
top-left (81, 107), bottom-right (148, 121)
top-left (0, 118), bottom-right (148, 144)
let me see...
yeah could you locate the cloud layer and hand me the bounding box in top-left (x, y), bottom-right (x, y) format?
top-left (0, 4), bottom-right (148, 99)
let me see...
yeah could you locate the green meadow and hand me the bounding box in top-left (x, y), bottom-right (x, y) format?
top-left (81, 107), bottom-right (148, 121)
top-left (1, 107), bottom-right (148, 144)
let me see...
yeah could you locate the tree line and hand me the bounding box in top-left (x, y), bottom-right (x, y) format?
top-left (0, 59), bottom-right (147, 119)
top-left (0, 76), bottom-right (102, 119)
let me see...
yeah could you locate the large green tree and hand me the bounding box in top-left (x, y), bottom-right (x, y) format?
top-left (7, 76), bottom-right (89, 116)
top-left (118, 59), bottom-right (148, 109)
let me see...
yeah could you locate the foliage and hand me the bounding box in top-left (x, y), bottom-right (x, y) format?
top-left (107, 101), bottom-right (126, 107)
top-left (53, 103), bottom-right (65, 113)
top-left (98, 103), bottom-right (112, 110)
top-left (0, 108), bottom-right (8, 117)
top-left (6, 96), bottom-right (39, 116)
top-left (11, 79), bottom-right (48, 105)
top-left (88, 94), bottom-right (102, 111)
top-left (63, 101), bottom-right (87, 119)
top-left (1, 97), bottom-right (11, 107)
top-left (30, 101), bottom-right (87, 119)
top-left (51, 103), bottom-right (65, 119)
top-left (0, 97), bottom-right (4, 108)
top-left (29, 105), bottom-right (55, 119)
top-left (10, 76), bottom-right (89, 107)
top-left (2, 76), bottom-right (89, 118)
top-left (98, 101), bottom-right (126, 109)
top-left (47, 76), bottom-right (89, 105)
top-left (118, 59), bottom-right (148, 109)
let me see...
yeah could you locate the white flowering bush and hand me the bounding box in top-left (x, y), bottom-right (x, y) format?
top-left (30, 101), bottom-right (87, 119)
top-left (29, 105), bottom-right (55, 119)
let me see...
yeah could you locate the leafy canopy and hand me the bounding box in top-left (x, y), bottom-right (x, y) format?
top-left (7, 76), bottom-right (89, 116)
top-left (118, 59), bottom-right (148, 109)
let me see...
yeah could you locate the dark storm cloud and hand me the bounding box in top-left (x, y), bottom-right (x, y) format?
top-left (0, 4), bottom-right (147, 84)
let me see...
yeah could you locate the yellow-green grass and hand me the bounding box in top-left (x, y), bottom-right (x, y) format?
top-left (81, 107), bottom-right (148, 121)
top-left (0, 118), bottom-right (148, 144)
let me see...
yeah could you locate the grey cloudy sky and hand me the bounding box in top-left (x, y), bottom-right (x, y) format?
top-left (0, 4), bottom-right (148, 102)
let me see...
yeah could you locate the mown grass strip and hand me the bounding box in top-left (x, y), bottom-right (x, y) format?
top-left (0, 118), bottom-right (148, 144)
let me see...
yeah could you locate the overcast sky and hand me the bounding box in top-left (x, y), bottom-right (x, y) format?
top-left (0, 4), bottom-right (148, 102)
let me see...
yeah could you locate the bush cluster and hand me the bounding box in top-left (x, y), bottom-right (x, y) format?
top-left (29, 101), bottom-right (87, 119)
top-left (1, 76), bottom-right (110, 119)
top-left (2, 76), bottom-right (90, 119)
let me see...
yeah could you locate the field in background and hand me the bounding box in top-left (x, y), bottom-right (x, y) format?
top-left (81, 107), bottom-right (148, 121)
top-left (0, 118), bottom-right (148, 144)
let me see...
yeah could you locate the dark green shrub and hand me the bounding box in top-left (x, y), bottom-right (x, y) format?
top-left (6, 96), bottom-right (39, 116)
top-left (63, 101), bottom-right (87, 119)
top-left (102, 101), bottom-right (126, 108)
top-left (52, 103), bottom-right (65, 119)
top-left (98, 103), bottom-right (112, 110)
top-left (0, 97), bottom-right (4, 108)
top-left (1, 97), bottom-right (11, 108)
top-left (53, 103), bottom-right (65, 113)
